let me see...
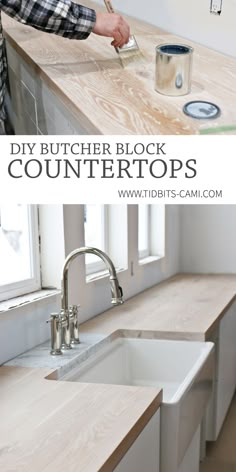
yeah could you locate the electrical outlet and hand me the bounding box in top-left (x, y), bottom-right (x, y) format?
top-left (210, 0), bottom-right (223, 14)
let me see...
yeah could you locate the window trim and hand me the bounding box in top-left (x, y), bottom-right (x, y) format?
top-left (0, 205), bottom-right (41, 302)
top-left (138, 205), bottom-right (165, 263)
top-left (138, 204), bottom-right (150, 260)
top-left (85, 205), bottom-right (110, 276)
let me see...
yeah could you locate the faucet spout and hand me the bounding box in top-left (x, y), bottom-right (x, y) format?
top-left (61, 247), bottom-right (123, 312)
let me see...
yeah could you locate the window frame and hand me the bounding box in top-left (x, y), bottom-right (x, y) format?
top-left (138, 204), bottom-right (165, 263)
top-left (84, 204), bottom-right (109, 276)
top-left (138, 204), bottom-right (151, 260)
top-left (0, 205), bottom-right (41, 302)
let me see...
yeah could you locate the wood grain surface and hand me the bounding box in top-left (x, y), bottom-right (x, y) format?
top-left (81, 274), bottom-right (236, 340)
top-left (0, 366), bottom-right (162, 471)
top-left (2, 1), bottom-right (236, 135)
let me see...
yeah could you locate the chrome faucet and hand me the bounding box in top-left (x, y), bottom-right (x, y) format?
top-left (47, 247), bottom-right (123, 355)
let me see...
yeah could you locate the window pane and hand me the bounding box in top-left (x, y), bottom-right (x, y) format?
top-left (138, 205), bottom-right (150, 258)
top-left (0, 204), bottom-right (35, 286)
top-left (84, 205), bottom-right (106, 269)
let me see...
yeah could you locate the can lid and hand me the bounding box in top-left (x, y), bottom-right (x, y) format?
top-left (183, 101), bottom-right (221, 119)
top-left (157, 44), bottom-right (193, 55)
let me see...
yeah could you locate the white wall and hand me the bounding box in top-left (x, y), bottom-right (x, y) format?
top-left (94, 0), bottom-right (236, 57)
top-left (180, 205), bottom-right (236, 273)
top-left (0, 292), bottom-right (60, 364)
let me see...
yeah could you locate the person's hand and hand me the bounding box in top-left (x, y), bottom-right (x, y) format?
top-left (92, 12), bottom-right (130, 48)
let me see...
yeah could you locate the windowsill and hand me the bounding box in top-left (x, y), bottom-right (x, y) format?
top-left (139, 255), bottom-right (164, 266)
top-left (86, 267), bottom-right (126, 283)
top-left (0, 288), bottom-right (60, 313)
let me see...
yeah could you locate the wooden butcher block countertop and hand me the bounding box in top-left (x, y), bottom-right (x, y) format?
top-left (2, 1), bottom-right (236, 135)
top-left (81, 274), bottom-right (236, 340)
top-left (0, 366), bottom-right (162, 471)
top-left (1, 273), bottom-right (236, 471)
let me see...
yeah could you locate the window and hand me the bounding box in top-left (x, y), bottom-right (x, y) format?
top-left (138, 205), bottom-right (165, 262)
top-left (84, 204), bottom-right (108, 274)
top-left (0, 204), bottom-right (41, 302)
top-left (138, 205), bottom-right (150, 259)
top-left (83, 204), bottom-right (165, 279)
top-left (84, 204), bottom-right (128, 276)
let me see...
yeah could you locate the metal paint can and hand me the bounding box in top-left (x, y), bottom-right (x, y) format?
top-left (155, 44), bottom-right (193, 96)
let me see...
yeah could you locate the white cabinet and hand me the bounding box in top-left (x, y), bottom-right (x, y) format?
top-left (115, 410), bottom-right (160, 472)
top-left (206, 301), bottom-right (236, 440)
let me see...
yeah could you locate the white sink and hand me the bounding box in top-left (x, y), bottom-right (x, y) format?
top-left (49, 333), bottom-right (214, 472)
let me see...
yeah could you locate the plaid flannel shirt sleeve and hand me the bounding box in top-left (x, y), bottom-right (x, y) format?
top-left (1, 0), bottom-right (96, 39)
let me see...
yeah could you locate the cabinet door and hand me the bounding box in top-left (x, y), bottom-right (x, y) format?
top-left (215, 302), bottom-right (236, 436)
top-left (115, 410), bottom-right (160, 472)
